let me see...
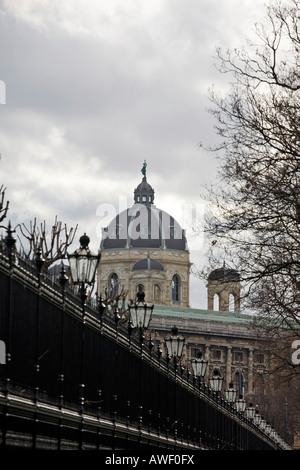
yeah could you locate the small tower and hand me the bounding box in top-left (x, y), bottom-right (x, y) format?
top-left (207, 263), bottom-right (241, 313)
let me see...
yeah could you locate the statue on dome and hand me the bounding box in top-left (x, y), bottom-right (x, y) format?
top-left (141, 160), bottom-right (147, 177)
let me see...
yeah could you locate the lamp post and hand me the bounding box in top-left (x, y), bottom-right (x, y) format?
top-left (225, 382), bottom-right (237, 405)
top-left (190, 352), bottom-right (208, 446)
top-left (235, 394), bottom-right (246, 413)
top-left (191, 352), bottom-right (208, 384)
top-left (67, 233), bottom-right (100, 311)
top-left (32, 245), bottom-right (45, 449)
top-left (209, 369), bottom-right (224, 394)
top-left (208, 369), bottom-right (223, 449)
top-left (245, 403), bottom-right (255, 420)
top-left (2, 223), bottom-right (16, 449)
top-left (5, 221), bottom-right (16, 267)
top-left (259, 418), bottom-right (267, 431)
top-left (67, 234), bottom-right (100, 449)
top-left (253, 408), bottom-right (262, 426)
top-left (265, 423), bottom-right (271, 435)
top-left (164, 326), bottom-right (185, 444)
top-left (58, 261), bottom-right (69, 409)
top-left (128, 288), bottom-right (154, 443)
top-left (4, 222), bottom-right (16, 380)
top-left (128, 287), bottom-right (154, 345)
top-left (33, 244), bottom-right (45, 395)
top-left (165, 325), bottom-right (185, 365)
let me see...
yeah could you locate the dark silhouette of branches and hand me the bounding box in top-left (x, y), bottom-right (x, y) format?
top-left (0, 185), bottom-right (9, 228)
top-left (16, 215), bottom-right (78, 269)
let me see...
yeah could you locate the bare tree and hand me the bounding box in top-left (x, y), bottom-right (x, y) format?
top-left (0, 185), bottom-right (9, 228)
top-left (99, 284), bottom-right (129, 319)
top-left (199, 0), bottom-right (300, 328)
top-left (196, 0), bottom-right (300, 435)
top-left (16, 215), bottom-right (78, 269)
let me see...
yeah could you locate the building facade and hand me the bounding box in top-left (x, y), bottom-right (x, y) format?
top-left (97, 165), bottom-right (268, 398)
top-left (97, 167), bottom-right (191, 307)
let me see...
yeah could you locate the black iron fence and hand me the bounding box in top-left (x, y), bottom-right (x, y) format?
top-left (0, 245), bottom-right (289, 450)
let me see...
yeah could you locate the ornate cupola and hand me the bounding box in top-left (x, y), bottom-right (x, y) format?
top-left (98, 161), bottom-right (191, 307)
top-left (134, 160), bottom-right (155, 206)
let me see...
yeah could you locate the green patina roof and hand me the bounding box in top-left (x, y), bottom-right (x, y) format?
top-left (152, 304), bottom-right (255, 325)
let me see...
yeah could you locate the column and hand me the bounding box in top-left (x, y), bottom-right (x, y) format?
top-left (248, 348), bottom-right (254, 394)
top-left (226, 346), bottom-right (232, 387)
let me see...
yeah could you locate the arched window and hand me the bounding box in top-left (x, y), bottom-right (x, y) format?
top-left (153, 284), bottom-right (161, 302)
top-left (172, 274), bottom-right (180, 301)
top-left (233, 371), bottom-right (244, 396)
top-left (229, 293), bottom-right (235, 312)
top-left (109, 273), bottom-right (119, 296)
top-left (213, 293), bottom-right (220, 311)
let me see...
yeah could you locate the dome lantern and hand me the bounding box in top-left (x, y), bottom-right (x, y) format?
top-left (134, 161), bottom-right (155, 205)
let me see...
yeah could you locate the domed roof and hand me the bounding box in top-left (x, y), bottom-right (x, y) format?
top-left (132, 254), bottom-right (164, 271)
top-left (208, 264), bottom-right (240, 281)
top-left (101, 204), bottom-right (188, 251)
top-left (101, 169), bottom-right (188, 252)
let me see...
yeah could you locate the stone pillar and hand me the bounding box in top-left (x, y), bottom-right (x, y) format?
top-left (248, 348), bottom-right (254, 395)
top-left (226, 346), bottom-right (232, 387)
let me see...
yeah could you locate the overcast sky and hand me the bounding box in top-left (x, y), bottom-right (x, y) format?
top-left (0, 0), bottom-right (268, 308)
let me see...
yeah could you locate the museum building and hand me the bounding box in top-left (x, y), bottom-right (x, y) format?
top-left (97, 166), bottom-right (267, 399)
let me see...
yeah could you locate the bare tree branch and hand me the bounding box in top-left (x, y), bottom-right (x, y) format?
top-left (15, 216), bottom-right (78, 268)
top-left (0, 185), bottom-right (9, 228)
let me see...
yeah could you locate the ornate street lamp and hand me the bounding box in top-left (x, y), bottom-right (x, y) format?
top-left (59, 261), bottom-right (69, 292)
top-left (259, 418), bottom-right (267, 431)
top-left (164, 325), bottom-right (185, 443)
top-left (67, 233), bottom-right (100, 437)
top-left (209, 369), bottom-right (224, 393)
top-left (253, 409), bottom-right (262, 426)
top-left (191, 352), bottom-right (208, 380)
top-left (34, 244), bottom-right (45, 283)
top-left (225, 382), bottom-right (237, 404)
top-left (245, 403), bottom-right (256, 420)
top-left (128, 288), bottom-right (154, 333)
top-left (235, 394), bottom-right (246, 413)
top-left (5, 221), bottom-right (16, 266)
top-left (265, 423), bottom-right (271, 435)
top-left (165, 326), bottom-right (185, 362)
top-left (67, 234), bottom-right (100, 308)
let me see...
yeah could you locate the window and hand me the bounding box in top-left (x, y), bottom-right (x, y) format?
top-left (229, 293), bottom-right (235, 311)
top-left (191, 347), bottom-right (203, 359)
top-left (109, 273), bottom-right (119, 296)
top-left (233, 351), bottom-right (244, 363)
top-left (213, 293), bottom-right (220, 311)
top-left (171, 274), bottom-right (180, 301)
top-left (212, 349), bottom-right (222, 361)
top-left (233, 371), bottom-right (244, 396)
top-left (254, 353), bottom-right (265, 364)
top-left (153, 284), bottom-right (161, 302)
